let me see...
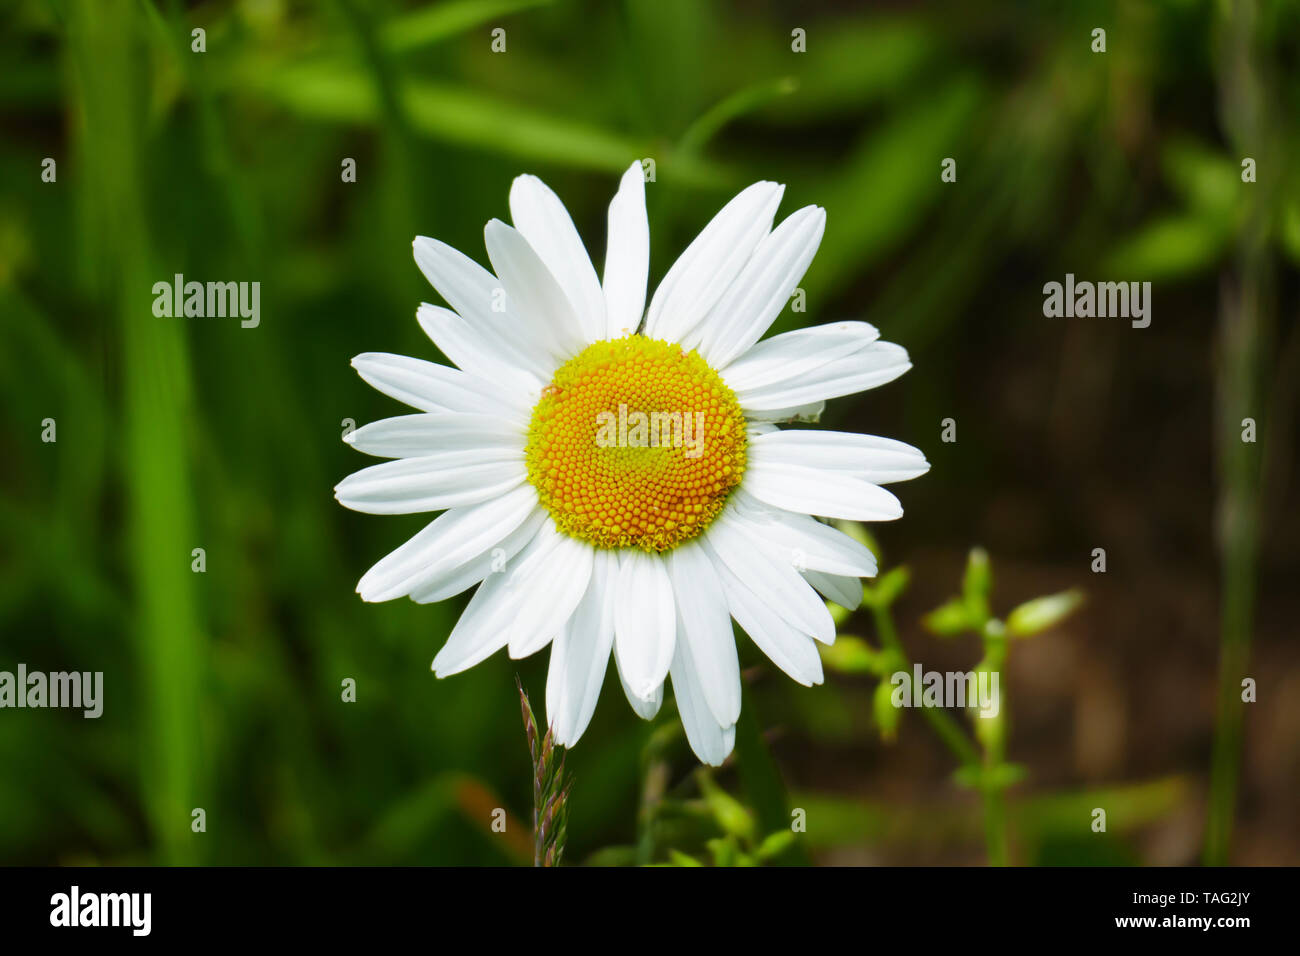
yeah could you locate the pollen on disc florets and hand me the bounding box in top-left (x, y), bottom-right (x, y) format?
top-left (525, 335), bottom-right (748, 552)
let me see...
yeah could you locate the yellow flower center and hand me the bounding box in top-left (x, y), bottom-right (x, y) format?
top-left (525, 335), bottom-right (748, 552)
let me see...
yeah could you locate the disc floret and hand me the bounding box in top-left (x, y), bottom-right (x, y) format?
top-left (525, 335), bottom-right (747, 551)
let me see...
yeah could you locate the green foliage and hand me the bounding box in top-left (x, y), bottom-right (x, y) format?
top-left (791, 776), bottom-right (1192, 856)
top-left (820, 539), bottom-right (1086, 863)
top-left (922, 597), bottom-right (975, 637)
top-left (819, 636), bottom-right (890, 677)
top-left (650, 770), bottom-right (796, 868)
top-left (1005, 589), bottom-right (1086, 638)
top-left (864, 566), bottom-right (909, 610)
top-left (922, 548), bottom-right (997, 638)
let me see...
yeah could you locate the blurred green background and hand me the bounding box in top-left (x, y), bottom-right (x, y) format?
top-left (1, 0), bottom-right (1297, 865)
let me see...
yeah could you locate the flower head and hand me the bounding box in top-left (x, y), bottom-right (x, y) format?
top-left (336, 164), bottom-right (929, 765)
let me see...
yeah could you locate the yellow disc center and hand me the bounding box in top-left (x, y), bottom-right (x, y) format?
top-left (525, 335), bottom-right (747, 552)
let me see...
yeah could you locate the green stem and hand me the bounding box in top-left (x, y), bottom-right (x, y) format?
top-left (634, 740), bottom-right (668, 866)
top-left (1205, 0), bottom-right (1269, 866)
top-left (870, 604), bottom-right (980, 768)
top-left (874, 597), bottom-right (1014, 865)
top-left (677, 77), bottom-right (798, 158)
top-left (979, 626), bottom-right (1010, 866)
top-left (71, 0), bottom-right (204, 865)
top-left (734, 684), bottom-right (810, 865)
top-left (982, 789), bottom-right (1008, 867)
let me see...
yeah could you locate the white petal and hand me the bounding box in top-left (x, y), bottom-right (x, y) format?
top-left (612, 550), bottom-right (676, 701)
top-left (412, 235), bottom-right (499, 325)
top-left (702, 512), bottom-right (835, 643)
top-left (409, 507), bottom-right (547, 604)
top-left (484, 219), bottom-right (587, 360)
top-left (546, 550), bottom-right (617, 746)
top-left (709, 550), bottom-right (824, 686)
top-left (642, 181), bottom-right (784, 343)
top-left (412, 237), bottom-right (557, 382)
top-left (430, 576), bottom-right (514, 676)
top-left (735, 341), bottom-right (911, 412)
top-left (509, 175), bottom-right (606, 343)
top-left (432, 521), bottom-right (588, 675)
top-left (802, 569), bottom-right (863, 611)
top-left (356, 483), bottom-right (541, 602)
top-left (602, 161), bottom-right (649, 338)
top-left (432, 522), bottom-right (559, 675)
top-left (745, 401), bottom-right (826, 424)
top-left (351, 352), bottom-right (530, 423)
top-left (344, 411), bottom-right (525, 460)
top-left (743, 460), bottom-right (903, 522)
top-left (729, 487), bottom-right (878, 577)
top-left (749, 429), bottom-right (930, 484)
top-left (668, 542), bottom-right (741, 726)
top-left (506, 525), bottom-right (594, 658)
top-left (670, 638), bottom-right (736, 766)
top-left (415, 304), bottom-right (544, 395)
top-left (334, 450), bottom-right (525, 515)
top-left (618, 668), bottom-right (663, 720)
top-left (695, 205), bottom-right (826, 368)
top-left (722, 321), bottom-right (879, 388)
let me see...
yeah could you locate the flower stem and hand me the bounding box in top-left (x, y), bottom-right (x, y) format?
top-left (870, 604), bottom-right (981, 768)
top-left (978, 626), bottom-right (1010, 866)
top-left (872, 596), bottom-right (1013, 865)
top-left (516, 679), bottom-right (570, 867)
top-left (982, 790), bottom-right (1008, 866)
top-left (1204, 0), bottom-right (1269, 867)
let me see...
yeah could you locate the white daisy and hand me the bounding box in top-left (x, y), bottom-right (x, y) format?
top-left (336, 163), bottom-right (929, 765)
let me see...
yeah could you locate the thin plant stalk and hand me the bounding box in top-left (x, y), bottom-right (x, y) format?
top-left (516, 678), bottom-right (571, 867)
top-left (870, 604), bottom-right (981, 768)
top-left (1205, 0), bottom-right (1270, 866)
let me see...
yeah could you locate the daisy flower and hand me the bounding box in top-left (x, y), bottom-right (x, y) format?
top-left (336, 163), bottom-right (929, 765)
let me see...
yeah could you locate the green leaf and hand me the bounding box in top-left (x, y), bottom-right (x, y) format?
top-left (922, 597), bottom-right (973, 637)
top-left (873, 679), bottom-right (901, 742)
top-left (803, 78), bottom-right (983, 303)
top-left (1101, 214), bottom-right (1230, 280)
top-left (706, 836), bottom-right (739, 867)
top-left (1005, 589), bottom-right (1085, 638)
top-left (666, 849), bottom-right (704, 867)
top-left (678, 76), bottom-right (799, 157)
top-left (697, 772), bottom-right (756, 842)
top-left (754, 830), bottom-right (796, 861)
top-left (380, 0), bottom-right (554, 54)
top-left (760, 21), bottom-right (938, 122)
top-left (1281, 196), bottom-right (1300, 265)
top-left (819, 635), bottom-right (888, 676)
top-left (583, 845), bottom-right (638, 867)
top-left (961, 547), bottom-right (992, 619)
top-left (244, 60), bottom-right (730, 184)
top-left (871, 565), bottom-right (910, 608)
top-left (1161, 139), bottom-right (1240, 221)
